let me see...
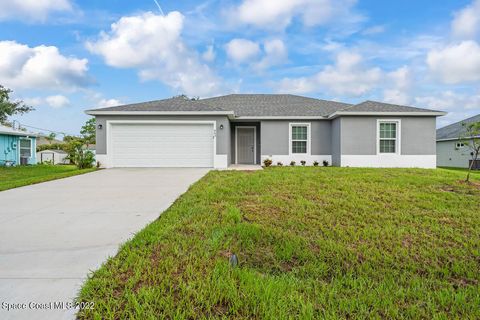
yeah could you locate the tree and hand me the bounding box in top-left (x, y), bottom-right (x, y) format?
top-left (0, 85), bottom-right (34, 124)
top-left (460, 121), bottom-right (480, 183)
top-left (45, 132), bottom-right (56, 144)
top-left (67, 144), bottom-right (95, 169)
top-left (80, 118), bottom-right (96, 147)
top-left (175, 94), bottom-right (199, 101)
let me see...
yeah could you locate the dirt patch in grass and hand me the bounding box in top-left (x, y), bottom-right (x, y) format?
top-left (458, 180), bottom-right (480, 189)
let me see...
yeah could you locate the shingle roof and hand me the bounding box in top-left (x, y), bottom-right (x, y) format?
top-left (87, 96), bottom-right (225, 112)
top-left (86, 94), bottom-right (444, 117)
top-left (201, 94), bottom-right (352, 117)
top-left (338, 100), bottom-right (443, 113)
top-left (436, 114), bottom-right (480, 140)
top-left (0, 125), bottom-right (37, 137)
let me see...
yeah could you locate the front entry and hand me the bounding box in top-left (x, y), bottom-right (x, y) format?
top-left (236, 127), bottom-right (256, 164)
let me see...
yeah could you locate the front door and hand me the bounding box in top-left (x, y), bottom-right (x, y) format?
top-left (236, 127), bottom-right (255, 164)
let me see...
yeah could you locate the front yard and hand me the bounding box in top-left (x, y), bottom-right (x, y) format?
top-left (78, 168), bottom-right (480, 319)
top-left (0, 165), bottom-right (97, 191)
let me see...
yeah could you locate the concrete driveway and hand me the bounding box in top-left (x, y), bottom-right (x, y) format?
top-left (0, 168), bottom-right (209, 320)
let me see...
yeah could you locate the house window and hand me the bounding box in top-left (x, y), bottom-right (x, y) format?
top-left (456, 142), bottom-right (466, 149)
top-left (379, 122), bottom-right (398, 153)
top-left (19, 139), bottom-right (32, 158)
top-left (291, 124), bottom-right (309, 154)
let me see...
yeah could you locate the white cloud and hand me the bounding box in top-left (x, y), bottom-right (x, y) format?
top-left (87, 11), bottom-right (223, 96)
top-left (230, 0), bottom-right (363, 30)
top-left (202, 45), bottom-right (216, 62)
top-left (277, 51), bottom-right (382, 96)
top-left (362, 25), bottom-right (386, 35)
top-left (23, 95), bottom-right (70, 109)
top-left (225, 38), bottom-right (260, 63)
top-left (225, 38), bottom-right (288, 70)
top-left (96, 98), bottom-right (122, 108)
top-left (415, 91), bottom-right (480, 111)
top-left (45, 95), bottom-right (70, 108)
top-left (415, 90), bottom-right (480, 127)
top-left (0, 41), bottom-right (90, 91)
top-left (452, 0), bottom-right (480, 39)
top-left (255, 39), bottom-right (288, 70)
top-left (0, 0), bottom-right (72, 22)
top-left (383, 66), bottom-right (412, 105)
top-left (23, 97), bottom-right (44, 107)
top-left (427, 40), bottom-right (480, 84)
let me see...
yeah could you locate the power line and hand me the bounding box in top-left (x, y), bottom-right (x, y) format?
top-left (14, 121), bottom-right (78, 137)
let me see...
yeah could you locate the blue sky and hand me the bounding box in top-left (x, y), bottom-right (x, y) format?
top-left (0, 0), bottom-right (479, 136)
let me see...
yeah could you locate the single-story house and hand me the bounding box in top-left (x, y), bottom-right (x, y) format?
top-left (37, 149), bottom-right (69, 165)
top-left (85, 94), bottom-right (446, 169)
top-left (437, 114), bottom-right (480, 169)
top-left (0, 124), bottom-right (37, 166)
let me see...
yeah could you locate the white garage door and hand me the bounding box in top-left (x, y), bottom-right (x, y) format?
top-left (110, 123), bottom-right (214, 167)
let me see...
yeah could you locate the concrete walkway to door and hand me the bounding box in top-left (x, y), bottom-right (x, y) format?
top-left (0, 168), bottom-right (209, 320)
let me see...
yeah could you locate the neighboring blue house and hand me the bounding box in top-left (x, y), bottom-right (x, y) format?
top-left (0, 125), bottom-right (37, 166)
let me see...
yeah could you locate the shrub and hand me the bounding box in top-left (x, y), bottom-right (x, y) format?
top-left (41, 160), bottom-right (54, 165)
top-left (313, 161), bottom-right (319, 166)
top-left (36, 142), bottom-right (66, 152)
top-left (290, 161), bottom-right (296, 166)
top-left (263, 158), bottom-right (273, 167)
top-left (67, 145), bottom-right (95, 169)
top-left (276, 162), bottom-right (283, 166)
top-left (300, 160), bottom-right (306, 166)
top-left (323, 160), bottom-right (329, 167)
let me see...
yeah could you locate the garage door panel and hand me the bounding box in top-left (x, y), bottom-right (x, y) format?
top-left (110, 123), bottom-right (214, 167)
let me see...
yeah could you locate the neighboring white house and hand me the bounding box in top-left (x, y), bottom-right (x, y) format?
top-left (36, 149), bottom-right (69, 165)
top-left (437, 114), bottom-right (480, 168)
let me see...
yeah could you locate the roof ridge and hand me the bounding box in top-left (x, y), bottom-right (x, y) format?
top-left (342, 100), bottom-right (444, 113)
top-left (438, 113), bottom-right (480, 130)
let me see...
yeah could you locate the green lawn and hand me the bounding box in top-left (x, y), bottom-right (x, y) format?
top-left (77, 168), bottom-right (480, 319)
top-left (0, 165), bottom-right (97, 191)
top-left (439, 166), bottom-right (480, 175)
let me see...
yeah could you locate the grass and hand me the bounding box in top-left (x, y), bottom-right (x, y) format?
top-left (439, 166), bottom-right (480, 175)
top-left (0, 164), bottom-right (97, 191)
top-left (77, 167), bottom-right (480, 319)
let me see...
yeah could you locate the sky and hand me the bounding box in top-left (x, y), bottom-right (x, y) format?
top-left (1, 0), bottom-right (479, 136)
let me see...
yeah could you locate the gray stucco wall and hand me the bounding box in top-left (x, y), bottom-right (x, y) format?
top-left (95, 115), bottom-right (231, 163)
top-left (331, 118), bottom-right (341, 166)
top-left (340, 116), bottom-right (437, 155)
top-left (230, 122), bottom-right (261, 164)
top-left (260, 120), bottom-right (332, 156)
top-left (437, 140), bottom-right (471, 168)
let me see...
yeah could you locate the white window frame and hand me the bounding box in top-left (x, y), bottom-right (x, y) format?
top-left (376, 119), bottom-right (401, 155)
top-left (289, 123), bottom-right (311, 155)
top-left (19, 138), bottom-right (32, 158)
top-left (455, 142), bottom-right (466, 149)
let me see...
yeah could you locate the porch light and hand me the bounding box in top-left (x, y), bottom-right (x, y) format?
top-left (97, 124), bottom-right (103, 130)
top-left (219, 124), bottom-right (224, 130)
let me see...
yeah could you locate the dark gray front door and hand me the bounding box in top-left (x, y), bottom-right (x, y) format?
top-left (237, 127), bottom-right (255, 164)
